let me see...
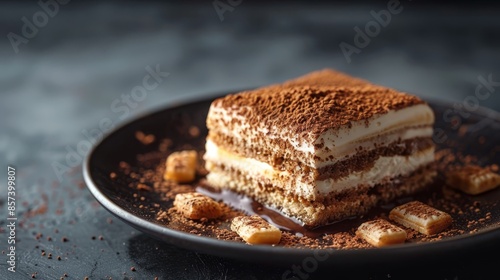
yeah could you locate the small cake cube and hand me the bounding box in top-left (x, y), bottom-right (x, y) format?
top-left (173, 192), bottom-right (222, 220)
top-left (356, 219), bottom-right (407, 247)
top-left (231, 215), bottom-right (282, 245)
top-left (446, 165), bottom-right (500, 195)
top-left (389, 201), bottom-right (452, 235)
top-left (164, 150), bottom-right (198, 183)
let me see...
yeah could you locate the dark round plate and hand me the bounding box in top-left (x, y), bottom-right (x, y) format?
top-left (83, 90), bottom-right (500, 268)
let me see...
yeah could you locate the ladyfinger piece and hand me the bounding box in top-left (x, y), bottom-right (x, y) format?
top-left (230, 215), bottom-right (282, 245)
top-left (173, 192), bottom-right (222, 220)
top-left (356, 219), bottom-right (407, 247)
top-left (389, 201), bottom-right (452, 235)
top-left (445, 165), bottom-right (500, 195)
top-left (164, 150), bottom-right (198, 183)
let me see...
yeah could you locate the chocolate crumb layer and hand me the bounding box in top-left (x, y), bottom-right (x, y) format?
top-left (206, 164), bottom-right (437, 227)
top-left (211, 85), bottom-right (425, 138)
top-left (318, 138), bottom-right (434, 180)
top-left (207, 127), bottom-right (433, 171)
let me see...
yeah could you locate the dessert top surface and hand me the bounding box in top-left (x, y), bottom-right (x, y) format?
top-left (211, 69), bottom-right (426, 136)
top-left (281, 68), bottom-right (377, 88)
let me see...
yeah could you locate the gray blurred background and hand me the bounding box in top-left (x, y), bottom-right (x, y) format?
top-left (1, 1), bottom-right (500, 279)
top-left (2, 1), bottom-right (500, 165)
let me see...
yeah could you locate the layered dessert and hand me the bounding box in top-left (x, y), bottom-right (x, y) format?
top-left (203, 69), bottom-right (436, 227)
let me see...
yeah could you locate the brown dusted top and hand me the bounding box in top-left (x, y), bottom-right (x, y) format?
top-left (257, 68), bottom-right (380, 92)
top-left (392, 201), bottom-right (448, 220)
top-left (211, 82), bottom-right (426, 138)
top-left (282, 68), bottom-right (377, 88)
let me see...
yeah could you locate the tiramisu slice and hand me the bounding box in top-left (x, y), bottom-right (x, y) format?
top-left (203, 69), bottom-right (436, 227)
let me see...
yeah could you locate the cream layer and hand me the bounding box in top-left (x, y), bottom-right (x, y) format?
top-left (207, 103), bottom-right (434, 167)
top-left (204, 140), bottom-right (435, 198)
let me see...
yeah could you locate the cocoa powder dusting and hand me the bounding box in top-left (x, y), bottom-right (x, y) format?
top-left (213, 85), bottom-right (424, 138)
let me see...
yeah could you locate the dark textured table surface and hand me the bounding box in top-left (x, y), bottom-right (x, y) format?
top-left (1, 1), bottom-right (500, 279)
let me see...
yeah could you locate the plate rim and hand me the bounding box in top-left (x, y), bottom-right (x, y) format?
top-left (82, 90), bottom-right (500, 265)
